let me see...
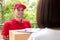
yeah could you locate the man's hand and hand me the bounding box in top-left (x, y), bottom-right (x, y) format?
top-left (1, 36), bottom-right (8, 40)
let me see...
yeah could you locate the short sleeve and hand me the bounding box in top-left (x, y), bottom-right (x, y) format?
top-left (27, 21), bottom-right (32, 28)
top-left (1, 22), bottom-right (10, 36)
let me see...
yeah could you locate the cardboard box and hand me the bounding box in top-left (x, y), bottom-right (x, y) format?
top-left (9, 30), bottom-right (31, 40)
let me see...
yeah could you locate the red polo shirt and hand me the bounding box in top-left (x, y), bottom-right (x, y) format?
top-left (1, 18), bottom-right (32, 37)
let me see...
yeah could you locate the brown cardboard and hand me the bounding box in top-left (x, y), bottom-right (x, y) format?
top-left (9, 30), bottom-right (31, 40)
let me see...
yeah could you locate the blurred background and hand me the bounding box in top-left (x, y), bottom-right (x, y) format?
top-left (0, 0), bottom-right (38, 32)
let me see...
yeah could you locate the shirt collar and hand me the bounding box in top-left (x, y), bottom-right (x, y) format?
top-left (12, 18), bottom-right (24, 23)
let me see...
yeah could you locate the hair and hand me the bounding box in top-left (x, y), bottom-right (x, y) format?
top-left (36, 0), bottom-right (60, 28)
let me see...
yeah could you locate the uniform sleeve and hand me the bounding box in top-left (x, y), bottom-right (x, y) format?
top-left (1, 22), bottom-right (10, 36)
top-left (27, 21), bottom-right (32, 28)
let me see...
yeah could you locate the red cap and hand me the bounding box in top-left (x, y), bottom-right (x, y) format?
top-left (13, 2), bottom-right (26, 9)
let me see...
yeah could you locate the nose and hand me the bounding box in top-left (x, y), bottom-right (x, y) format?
top-left (21, 10), bottom-right (24, 13)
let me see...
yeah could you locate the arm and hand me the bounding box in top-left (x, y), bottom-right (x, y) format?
top-left (1, 22), bottom-right (10, 40)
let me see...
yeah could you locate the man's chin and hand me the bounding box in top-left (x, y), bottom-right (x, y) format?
top-left (18, 17), bottom-right (22, 18)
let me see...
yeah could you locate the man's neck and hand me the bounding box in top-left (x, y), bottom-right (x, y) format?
top-left (15, 16), bottom-right (22, 22)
